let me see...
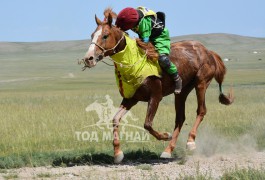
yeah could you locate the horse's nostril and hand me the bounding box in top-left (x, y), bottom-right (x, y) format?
top-left (98, 55), bottom-right (103, 60)
top-left (84, 57), bottom-right (93, 62)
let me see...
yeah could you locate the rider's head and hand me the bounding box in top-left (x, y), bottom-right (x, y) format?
top-left (115, 7), bottom-right (139, 31)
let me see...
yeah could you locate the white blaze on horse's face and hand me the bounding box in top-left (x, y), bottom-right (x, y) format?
top-left (84, 26), bottom-right (102, 67)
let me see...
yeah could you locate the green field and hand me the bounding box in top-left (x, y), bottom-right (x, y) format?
top-left (0, 33), bottom-right (265, 168)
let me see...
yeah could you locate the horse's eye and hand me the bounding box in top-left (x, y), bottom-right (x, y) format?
top-left (103, 35), bottom-right (108, 40)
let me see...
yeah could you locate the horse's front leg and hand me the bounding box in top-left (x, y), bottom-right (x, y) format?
top-left (144, 95), bottom-right (172, 141)
top-left (113, 98), bottom-right (138, 164)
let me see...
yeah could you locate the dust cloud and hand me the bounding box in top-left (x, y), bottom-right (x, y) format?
top-left (194, 125), bottom-right (260, 157)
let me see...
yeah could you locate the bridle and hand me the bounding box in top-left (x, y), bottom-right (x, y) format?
top-left (80, 33), bottom-right (125, 71)
top-left (92, 34), bottom-right (125, 56)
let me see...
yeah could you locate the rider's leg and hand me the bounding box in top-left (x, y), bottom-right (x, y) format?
top-left (159, 54), bottom-right (182, 94)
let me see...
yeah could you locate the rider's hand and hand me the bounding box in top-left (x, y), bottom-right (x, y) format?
top-left (142, 37), bottom-right (149, 43)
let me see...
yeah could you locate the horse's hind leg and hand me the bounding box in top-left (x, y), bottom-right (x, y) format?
top-left (187, 80), bottom-right (211, 151)
top-left (161, 84), bottom-right (194, 158)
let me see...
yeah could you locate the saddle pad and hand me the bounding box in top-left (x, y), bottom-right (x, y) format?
top-left (111, 35), bottom-right (161, 98)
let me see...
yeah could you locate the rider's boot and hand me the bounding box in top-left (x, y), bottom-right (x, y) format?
top-left (158, 54), bottom-right (182, 94)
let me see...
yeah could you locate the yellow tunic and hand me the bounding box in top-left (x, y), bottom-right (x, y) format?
top-left (111, 35), bottom-right (161, 98)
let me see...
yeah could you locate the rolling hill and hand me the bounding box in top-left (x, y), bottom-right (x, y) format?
top-left (1, 33), bottom-right (264, 55)
top-left (0, 33), bottom-right (264, 89)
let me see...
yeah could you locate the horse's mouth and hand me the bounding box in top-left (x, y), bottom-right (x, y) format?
top-left (84, 54), bottom-right (103, 66)
top-left (86, 59), bottom-right (97, 68)
top-left (77, 58), bottom-right (96, 70)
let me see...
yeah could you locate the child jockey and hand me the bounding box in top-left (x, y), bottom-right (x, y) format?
top-left (115, 7), bottom-right (182, 94)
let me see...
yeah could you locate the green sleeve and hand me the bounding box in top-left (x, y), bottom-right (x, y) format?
top-left (137, 17), bottom-right (152, 39)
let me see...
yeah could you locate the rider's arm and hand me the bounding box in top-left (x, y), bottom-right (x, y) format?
top-left (137, 17), bottom-right (152, 43)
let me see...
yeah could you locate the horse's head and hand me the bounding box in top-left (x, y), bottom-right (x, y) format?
top-left (83, 8), bottom-right (123, 68)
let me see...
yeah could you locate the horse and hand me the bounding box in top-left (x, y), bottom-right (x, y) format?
top-left (82, 8), bottom-right (234, 163)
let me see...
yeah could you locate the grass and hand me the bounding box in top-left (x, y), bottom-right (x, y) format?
top-left (0, 34), bottom-right (265, 171)
top-left (0, 169), bottom-right (7, 174)
top-left (3, 173), bottom-right (18, 180)
top-left (36, 172), bottom-right (52, 178)
top-left (221, 167), bottom-right (265, 180)
top-left (178, 167), bottom-right (265, 180)
top-left (136, 164), bottom-right (153, 171)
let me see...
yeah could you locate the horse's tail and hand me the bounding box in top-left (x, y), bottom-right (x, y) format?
top-left (210, 50), bottom-right (234, 105)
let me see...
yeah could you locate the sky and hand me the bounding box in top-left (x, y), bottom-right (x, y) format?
top-left (0, 0), bottom-right (264, 42)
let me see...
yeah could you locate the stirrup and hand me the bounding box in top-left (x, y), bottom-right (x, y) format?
top-left (174, 88), bottom-right (181, 94)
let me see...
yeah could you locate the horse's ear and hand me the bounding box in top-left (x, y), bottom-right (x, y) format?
top-left (95, 14), bottom-right (101, 25)
top-left (107, 13), bottom-right (113, 27)
top-left (111, 11), bottom-right (117, 19)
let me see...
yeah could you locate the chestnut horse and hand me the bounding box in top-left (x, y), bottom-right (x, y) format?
top-left (83, 8), bottom-right (234, 163)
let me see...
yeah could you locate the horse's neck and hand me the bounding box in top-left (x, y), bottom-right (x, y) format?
top-left (113, 28), bottom-right (126, 53)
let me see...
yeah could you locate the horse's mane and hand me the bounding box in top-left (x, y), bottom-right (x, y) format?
top-left (135, 38), bottom-right (159, 61)
top-left (104, 7), bottom-right (117, 20)
top-left (104, 8), bottom-right (159, 61)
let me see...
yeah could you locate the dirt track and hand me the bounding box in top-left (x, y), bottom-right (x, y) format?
top-left (1, 151), bottom-right (264, 180)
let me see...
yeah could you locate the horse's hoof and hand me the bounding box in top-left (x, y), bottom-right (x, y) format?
top-left (186, 141), bottom-right (196, 151)
top-left (160, 151), bottom-right (172, 159)
top-left (114, 151), bottom-right (124, 164)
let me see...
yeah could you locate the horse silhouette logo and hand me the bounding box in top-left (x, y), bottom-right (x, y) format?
top-left (85, 95), bottom-right (138, 131)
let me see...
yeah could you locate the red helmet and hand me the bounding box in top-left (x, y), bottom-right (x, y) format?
top-left (115, 7), bottom-right (139, 31)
